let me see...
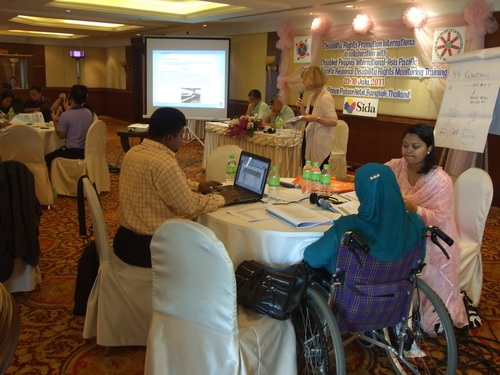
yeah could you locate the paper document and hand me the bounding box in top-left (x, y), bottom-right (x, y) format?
top-left (228, 206), bottom-right (272, 222)
top-left (266, 204), bottom-right (333, 228)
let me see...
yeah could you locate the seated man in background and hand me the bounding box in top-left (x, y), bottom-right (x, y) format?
top-left (44, 84), bottom-right (94, 169)
top-left (245, 89), bottom-right (270, 119)
top-left (24, 85), bottom-right (52, 121)
top-left (261, 94), bottom-right (295, 128)
top-left (114, 107), bottom-right (239, 268)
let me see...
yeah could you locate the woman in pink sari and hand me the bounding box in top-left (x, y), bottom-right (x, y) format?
top-left (386, 123), bottom-right (468, 329)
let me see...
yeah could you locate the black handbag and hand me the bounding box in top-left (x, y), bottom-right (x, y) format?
top-left (235, 260), bottom-right (307, 320)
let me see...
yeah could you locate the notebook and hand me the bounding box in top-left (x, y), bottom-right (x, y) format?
top-left (218, 151), bottom-right (271, 205)
top-left (265, 204), bottom-right (333, 228)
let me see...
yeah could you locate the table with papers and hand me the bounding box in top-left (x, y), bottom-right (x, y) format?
top-left (203, 122), bottom-right (303, 178)
top-left (198, 184), bottom-right (359, 268)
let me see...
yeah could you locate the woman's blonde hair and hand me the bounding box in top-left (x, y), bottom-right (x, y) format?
top-left (301, 66), bottom-right (326, 89)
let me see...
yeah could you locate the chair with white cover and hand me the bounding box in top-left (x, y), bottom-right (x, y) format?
top-left (51, 120), bottom-right (110, 197)
top-left (0, 160), bottom-right (42, 293)
top-left (329, 120), bottom-right (349, 181)
top-left (0, 124), bottom-right (54, 206)
top-left (145, 218), bottom-right (296, 375)
top-left (81, 176), bottom-right (152, 347)
top-left (206, 144), bottom-right (243, 182)
top-left (454, 167), bottom-right (493, 306)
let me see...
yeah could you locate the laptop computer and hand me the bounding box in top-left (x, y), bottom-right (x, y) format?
top-left (218, 151), bottom-right (271, 205)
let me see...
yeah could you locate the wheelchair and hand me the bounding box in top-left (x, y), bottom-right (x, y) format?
top-left (292, 226), bottom-right (458, 375)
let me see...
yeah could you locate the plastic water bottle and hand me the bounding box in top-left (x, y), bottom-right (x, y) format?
top-left (311, 162), bottom-right (321, 193)
top-left (268, 165), bottom-right (280, 200)
top-left (8, 107), bottom-right (15, 120)
top-left (320, 164), bottom-right (331, 196)
top-left (226, 154), bottom-right (237, 182)
top-left (301, 160), bottom-right (312, 193)
top-left (275, 117), bottom-right (284, 136)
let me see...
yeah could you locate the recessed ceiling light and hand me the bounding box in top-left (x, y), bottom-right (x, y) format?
top-left (12, 15), bottom-right (142, 32)
top-left (0, 29), bottom-right (86, 39)
top-left (345, 5), bottom-right (354, 8)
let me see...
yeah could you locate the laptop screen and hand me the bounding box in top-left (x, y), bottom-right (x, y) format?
top-left (234, 152), bottom-right (271, 195)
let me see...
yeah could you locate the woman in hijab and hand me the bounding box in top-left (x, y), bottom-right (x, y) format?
top-left (303, 162), bottom-right (425, 274)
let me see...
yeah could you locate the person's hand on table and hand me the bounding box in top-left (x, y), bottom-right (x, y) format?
top-left (220, 189), bottom-right (240, 205)
top-left (198, 180), bottom-right (222, 194)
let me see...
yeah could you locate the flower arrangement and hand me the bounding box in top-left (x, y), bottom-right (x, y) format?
top-left (225, 115), bottom-right (262, 137)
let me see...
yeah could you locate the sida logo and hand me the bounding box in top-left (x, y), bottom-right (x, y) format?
top-left (343, 97), bottom-right (378, 117)
top-left (343, 98), bottom-right (357, 114)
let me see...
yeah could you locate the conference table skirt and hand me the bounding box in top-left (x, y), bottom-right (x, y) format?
top-left (203, 122), bottom-right (303, 178)
top-left (198, 202), bottom-right (330, 269)
top-left (33, 125), bottom-right (64, 155)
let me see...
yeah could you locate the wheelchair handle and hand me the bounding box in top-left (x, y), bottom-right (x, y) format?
top-left (426, 226), bottom-right (452, 260)
top-left (344, 231), bottom-right (370, 254)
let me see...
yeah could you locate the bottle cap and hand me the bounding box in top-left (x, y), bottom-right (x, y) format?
top-left (272, 165), bottom-right (278, 170)
top-left (323, 164), bottom-right (329, 168)
top-left (229, 154), bottom-right (235, 159)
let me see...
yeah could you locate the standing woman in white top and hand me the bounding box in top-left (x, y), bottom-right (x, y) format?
top-left (296, 66), bottom-right (338, 167)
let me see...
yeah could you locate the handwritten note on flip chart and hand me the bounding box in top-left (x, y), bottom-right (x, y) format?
top-left (434, 47), bottom-right (500, 153)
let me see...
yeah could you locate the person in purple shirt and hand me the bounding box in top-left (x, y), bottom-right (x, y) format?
top-left (44, 85), bottom-right (94, 169)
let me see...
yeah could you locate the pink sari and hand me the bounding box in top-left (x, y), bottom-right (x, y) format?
top-left (387, 158), bottom-right (468, 329)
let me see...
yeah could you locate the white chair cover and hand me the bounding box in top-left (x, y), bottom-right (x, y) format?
top-left (145, 219), bottom-right (296, 375)
top-left (0, 124), bottom-right (54, 205)
top-left (206, 144), bottom-right (243, 182)
top-left (454, 167), bottom-right (493, 306)
top-left (51, 120), bottom-right (110, 197)
top-left (81, 177), bottom-right (152, 347)
top-left (329, 120), bottom-right (349, 181)
top-left (2, 259), bottom-right (41, 293)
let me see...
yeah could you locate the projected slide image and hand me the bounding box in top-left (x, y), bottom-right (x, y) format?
top-left (181, 88), bottom-right (201, 103)
top-left (145, 37), bottom-right (230, 119)
top-left (152, 50), bottom-right (225, 109)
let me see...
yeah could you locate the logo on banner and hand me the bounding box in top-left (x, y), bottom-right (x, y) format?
top-left (294, 36), bottom-right (311, 63)
top-left (343, 97), bottom-right (378, 117)
top-left (432, 27), bottom-right (465, 63)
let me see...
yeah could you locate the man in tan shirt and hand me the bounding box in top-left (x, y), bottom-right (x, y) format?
top-left (114, 107), bottom-right (238, 267)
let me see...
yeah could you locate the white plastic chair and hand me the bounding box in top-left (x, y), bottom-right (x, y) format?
top-left (51, 120), bottom-right (110, 197)
top-left (81, 176), bottom-right (152, 347)
top-left (145, 219), bottom-right (296, 375)
top-left (0, 124), bottom-right (54, 206)
top-left (454, 167), bottom-right (493, 306)
top-left (329, 120), bottom-right (349, 181)
top-left (206, 144), bottom-right (243, 182)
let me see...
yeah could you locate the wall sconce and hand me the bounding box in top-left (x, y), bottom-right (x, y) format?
top-left (265, 55), bottom-right (279, 84)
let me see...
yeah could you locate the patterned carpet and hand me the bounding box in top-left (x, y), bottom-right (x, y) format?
top-left (5, 116), bottom-right (500, 374)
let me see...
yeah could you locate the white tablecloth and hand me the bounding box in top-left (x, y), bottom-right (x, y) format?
top-left (198, 200), bottom-right (333, 269)
top-left (203, 122), bottom-right (303, 178)
top-left (33, 124), bottom-right (63, 155)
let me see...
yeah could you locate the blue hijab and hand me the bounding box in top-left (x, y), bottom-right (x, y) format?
top-left (303, 163), bottom-right (425, 273)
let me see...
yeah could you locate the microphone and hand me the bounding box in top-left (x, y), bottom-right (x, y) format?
top-left (318, 198), bottom-right (338, 213)
top-left (310, 192), bottom-right (340, 205)
top-left (299, 89), bottom-right (304, 100)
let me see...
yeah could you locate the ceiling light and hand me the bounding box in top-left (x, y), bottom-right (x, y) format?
top-left (0, 29), bottom-right (86, 39)
top-left (12, 15), bottom-right (142, 32)
top-left (48, 0), bottom-right (243, 19)
top-left (345, 5), bottom-right (354, 8)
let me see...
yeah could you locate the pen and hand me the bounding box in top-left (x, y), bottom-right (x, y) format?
top-left (279, 181), bottom-right (300, 188)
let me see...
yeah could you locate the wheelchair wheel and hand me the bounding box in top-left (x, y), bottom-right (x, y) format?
top-left (292, 283), bottom-right (346, 375)
top-left (384, 278), bottom-right (457, 375)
